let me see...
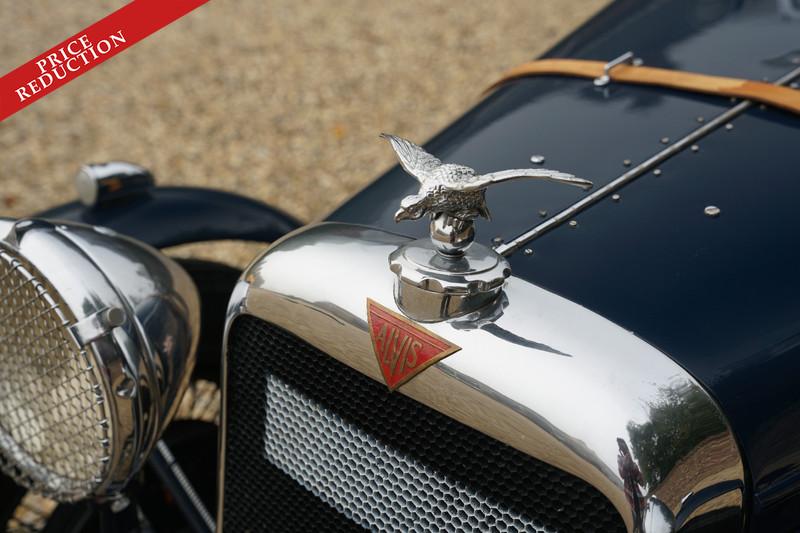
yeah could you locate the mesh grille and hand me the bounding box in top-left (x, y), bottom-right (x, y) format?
top-left (0, 249), bottom-right (110, 501)
top-left (223, 315), bottom-right (625, 532)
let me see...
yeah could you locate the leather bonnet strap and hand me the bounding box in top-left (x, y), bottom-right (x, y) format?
top-left (488, 58), bottom-right (800, 115)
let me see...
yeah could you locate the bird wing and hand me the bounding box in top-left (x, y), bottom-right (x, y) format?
top-left (380, 133), bottom-right (442, 183)
top-left (450, 168), bottom-right (593, 192)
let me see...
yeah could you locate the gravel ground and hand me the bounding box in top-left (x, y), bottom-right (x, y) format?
top-left (0, 0), bottom-right (608, 267)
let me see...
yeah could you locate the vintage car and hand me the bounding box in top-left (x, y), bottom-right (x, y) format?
top-left (2, 0), bottom-right (800, 531)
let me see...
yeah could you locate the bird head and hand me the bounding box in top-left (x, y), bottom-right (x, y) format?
top-left (394, 194), bottom-right (427, 222)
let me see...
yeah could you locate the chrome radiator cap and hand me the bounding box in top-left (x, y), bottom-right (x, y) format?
top-left (0, 218), bottom-right (199, 502)
top-left (223, 222), bottom-right (746, 533)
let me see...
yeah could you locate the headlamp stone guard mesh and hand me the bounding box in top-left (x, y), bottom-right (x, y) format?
top-left (222, 315), bottom-right (625, 532)
top-left (0, 248), bottom-right (111, 501)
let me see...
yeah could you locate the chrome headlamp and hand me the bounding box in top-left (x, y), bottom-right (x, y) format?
top-left (0, 218), bottom-right (199, 502)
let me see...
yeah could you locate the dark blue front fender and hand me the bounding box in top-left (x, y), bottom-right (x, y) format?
top-left (36, 186), bottom-right (301, 249)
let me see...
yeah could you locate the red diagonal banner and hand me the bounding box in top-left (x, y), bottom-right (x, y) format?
top-left (0, 0), bottom-right (209, 122)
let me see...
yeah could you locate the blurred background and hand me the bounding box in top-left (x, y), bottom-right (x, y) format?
top-left (0, 0), bottom-right (608, 265)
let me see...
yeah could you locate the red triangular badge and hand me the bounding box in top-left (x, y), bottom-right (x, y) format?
top-left (366, 298), bottom-right (461, 390)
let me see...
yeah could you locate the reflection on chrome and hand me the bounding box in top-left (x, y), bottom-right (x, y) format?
top-left (222, 223), bottom-right (745, 532)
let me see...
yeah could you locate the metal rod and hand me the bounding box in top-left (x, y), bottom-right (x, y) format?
top-left (495, 64), bottom-right (800, 256)
top-left (148, 440), bottom-right (215, 533)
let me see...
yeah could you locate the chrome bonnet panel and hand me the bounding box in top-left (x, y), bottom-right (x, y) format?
top-left (223, 222), bottom-right (745, 532)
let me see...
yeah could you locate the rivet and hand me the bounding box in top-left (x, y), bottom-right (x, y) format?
top-left (653, 169), bottom-right (662, 176)
top-left (791, 82), bottom-right (799, 89)
top-left (623, 159), bottom-right (632, 167)
top-left (704, 205), bottom-right (721, 217)
top-left (612, 194), bottom-right (621, 202)
top-left (696, 116), bottom-right (705, 123)
top-left (530, 155), bottom-right (546, 164)
top-left (691, 144), bottom-right (699, 152)
top-left (759, 104), bottom-right (767, 110)
top-left (568, 220), bottom-right (578, 228)
top-left (538, 210), bottom-right (548, 218)
top-left (725, 123), bottom-right (734, 131)
top-left (660, 137), bottom-right (670, 144)
top-left (523, 248), bottom-right (534, 256)
top-left (730, 97), bottom-right (737, 103)
top-left (104, 307), bottom-right (126, 328)
top-left (492, 236), bottom-right (504, 245)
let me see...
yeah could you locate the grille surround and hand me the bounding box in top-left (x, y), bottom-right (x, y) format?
top-left (222, 315), bottom-right (625, 532)
top-left (219, 222), bottom-right (749, 532)
top-left (0, 248), bottom-right (111, 501)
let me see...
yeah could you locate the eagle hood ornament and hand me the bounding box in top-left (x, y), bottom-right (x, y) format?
top-left (381, 133), bottom-right (592, 224)
top-left (380, 133), bottom-right (593, 322)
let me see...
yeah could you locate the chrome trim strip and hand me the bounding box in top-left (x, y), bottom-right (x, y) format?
top-left (495, 64), bottom-right (800, 256)
top-left (217, 277), bottom-right (250, 533)
top-left (220, 223), bottom-right (746, 533)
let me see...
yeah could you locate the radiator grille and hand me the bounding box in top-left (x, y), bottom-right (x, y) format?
top-left (223, 315), bottom-right (625, 532)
